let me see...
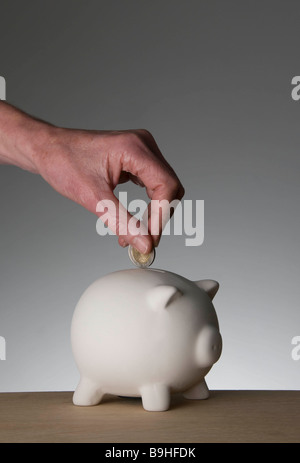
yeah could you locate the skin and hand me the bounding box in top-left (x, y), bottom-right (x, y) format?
top-left (0, 101), bottom-right (184, 253)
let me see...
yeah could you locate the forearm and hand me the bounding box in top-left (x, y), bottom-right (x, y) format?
top-left (0, 101), bottom-right (50, 173)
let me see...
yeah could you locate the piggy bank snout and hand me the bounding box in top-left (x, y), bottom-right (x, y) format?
top-left (195, 325), bottom-right (222, 368)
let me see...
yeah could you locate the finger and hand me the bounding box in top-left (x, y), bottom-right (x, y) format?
top-left (135, 129), bottom-right (181, 179)
top-left (118, 171), bottom-right (146, 188)
top-left (145, 181), bottom-right (184, 247)
top-left (119, 134), bottom-right (185, 246)
top-left (118, 236), bottom-right (129, 247)
top-left (96, 188), bottom-right (153, 254)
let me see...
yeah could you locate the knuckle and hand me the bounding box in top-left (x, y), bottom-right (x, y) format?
top-left (167, 177), bottom-right (185, 199)
top-left (124, 131), bottom-right (143, 146)
top-left (122, 130), bottom-right (153, 154)
top-left (136, 128), bottom-right (152, 138)
top-left (166, 176), bottom-right (180, 195)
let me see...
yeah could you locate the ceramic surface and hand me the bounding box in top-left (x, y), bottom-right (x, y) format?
top-left (71, 268), bottom-right (222, 411)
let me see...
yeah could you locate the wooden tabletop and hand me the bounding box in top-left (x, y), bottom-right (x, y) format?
top-left (0, 390), bottom-right (299, 443)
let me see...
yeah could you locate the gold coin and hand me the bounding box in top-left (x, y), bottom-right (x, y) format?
top-left (128, 245), bottom-right (155, 268)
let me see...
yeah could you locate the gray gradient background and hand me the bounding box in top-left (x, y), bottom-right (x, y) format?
top-left (0, 0), bottom-right (299, 392)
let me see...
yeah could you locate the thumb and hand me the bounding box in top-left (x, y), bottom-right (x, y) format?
top-left (96, 189), bottom-right (153, 254)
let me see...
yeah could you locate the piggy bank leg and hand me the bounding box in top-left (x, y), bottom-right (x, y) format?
top-left (183, 379), bottom-right (209, 400)
top-left (73, 377), bottom-right (103, 406)
top-left (140, 384), bottom-right (170, 412)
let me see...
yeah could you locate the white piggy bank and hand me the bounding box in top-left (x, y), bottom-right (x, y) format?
top-left (71, 268), bottom-right (222, 412)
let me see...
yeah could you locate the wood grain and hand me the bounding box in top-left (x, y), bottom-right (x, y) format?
top-left (0, 390), bottom-right (299, 443)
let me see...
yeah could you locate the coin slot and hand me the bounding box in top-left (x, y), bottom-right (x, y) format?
top-left (148, 269), bottom-right (165, 273)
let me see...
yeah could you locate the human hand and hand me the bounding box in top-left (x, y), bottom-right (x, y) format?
top-left (34, 127), bottom-right (184, 253)
top-left (0, 103), bottom-right (184, 253)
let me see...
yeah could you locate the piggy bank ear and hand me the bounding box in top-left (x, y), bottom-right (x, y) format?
top-left (147, 285), bottom-right (183, 311)
top-left (194, 280), bottom-right (219, 300)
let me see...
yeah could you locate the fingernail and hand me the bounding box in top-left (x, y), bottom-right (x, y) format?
top-left (132, 236), bottom-right (150, 254)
